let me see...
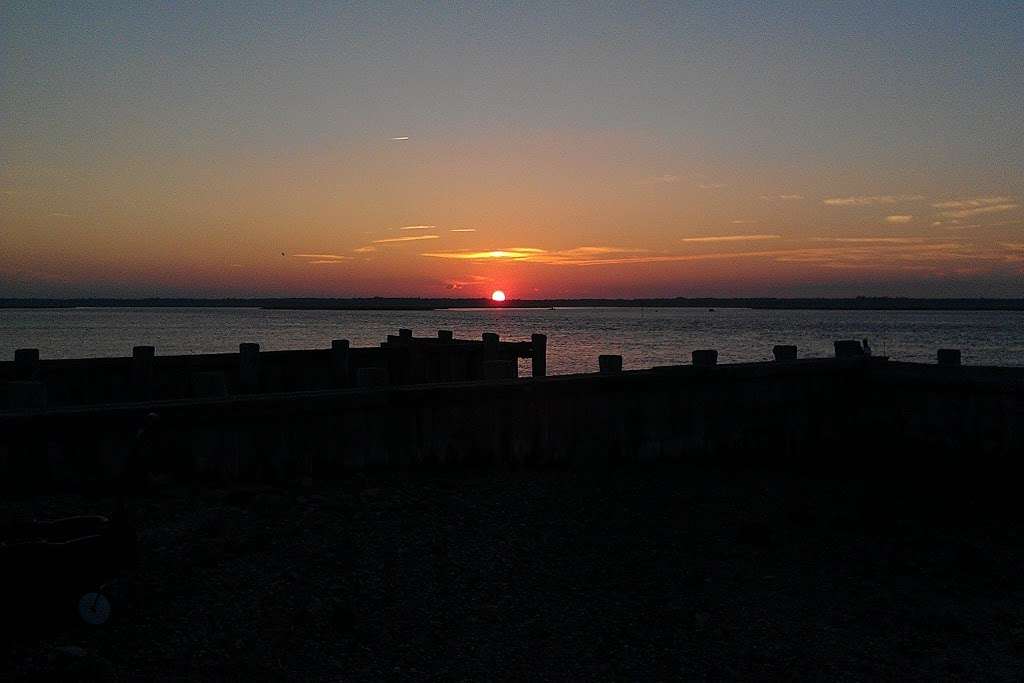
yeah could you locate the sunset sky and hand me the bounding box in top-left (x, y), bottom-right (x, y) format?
top-left (2, 2), bottom-right (1022, 298)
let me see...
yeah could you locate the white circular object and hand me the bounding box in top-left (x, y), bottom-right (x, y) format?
top-left (78, 592), bottom-right (112, 625)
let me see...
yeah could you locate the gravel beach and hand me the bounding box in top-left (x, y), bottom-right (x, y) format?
top-left (3, 461), bottom-right (1023, 680)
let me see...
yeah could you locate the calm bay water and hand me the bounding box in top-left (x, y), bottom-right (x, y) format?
top-left (2, 307), bottom-right (1022, 374)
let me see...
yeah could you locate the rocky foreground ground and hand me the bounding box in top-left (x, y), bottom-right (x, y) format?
top-left (3, 461), bottom-right (1023, 680)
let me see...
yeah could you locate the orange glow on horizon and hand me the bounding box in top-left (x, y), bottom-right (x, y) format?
top-left (3, 6), bottom-right (1023, 299)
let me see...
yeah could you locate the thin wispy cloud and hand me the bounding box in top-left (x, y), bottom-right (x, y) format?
top-left (932, 222), bottom-right (982, 230)
top-left (49, 212), bottom-right (72, 217)
top-left (811, 237), bottom-right (927, 244)
top-left (697, 182), bottom-right (727, 189)
top-left (930, 220), bottom-right (983, 229)
top-left (291, 253), bottom-right (353, 260)
top-left (419, 246), bottom-right (815, 267)
top-left (885, 215), bottom-right (913, 224)
top-left (373, 234), bottom-right (440, 244)
top-left (563, 246), bottom-right (648, 255)
top-left (774, 242), bottom-right (999, 270)
top-left (449, 228), bottom-right (476, 233)
top-left (420, 245), bottom-right (816, 267)
top-left (933, 196), bottom-right (1019, 219)
top-left (291, 253), bottom-right (353, 265)
top-left (761, 194), bottom-right (804, 201)
top-left (823, 194), bottom-right (925, 206)
top-left (932, 196), bottom-right (1014, 210)
top-left (390, 136), bottom-right (409, 141)
top-left (444, 274), bottom-right (493, 290)
top-left (421, 240), bottom-right (1006, 272)
top-left (399, 225), bottom-right (435, 231)
top-left (421, 246), bottom-right (650, 266)
top-left (730, 220), bottom-right (757, 225)
top-left (422, 248), bottom-right (543, 261)
top-left (680, 234), bottom-right (780, 243)
top-left (353, 246), bottom-right (377, 254)
top-left (940, 204), bottom-right (1019, 219)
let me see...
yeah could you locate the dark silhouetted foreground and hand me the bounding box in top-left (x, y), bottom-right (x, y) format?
top-left (3, 462), bottom-right (1022, 679)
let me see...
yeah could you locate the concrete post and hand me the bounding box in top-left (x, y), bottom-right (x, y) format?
top-left (834, 340), bottom-right (864, 358)
top-left (599, 354), bottom-right (623, 374)
top-left (398, 329), bottom-right (420, 382)
top-left (131, 345), bottom-right (155, 399)
top-left (14, 349), bottom-right (40, 381)
top-left (331, 339), bottom-right (350, 385)
top-left (239, 343), bottom-right (260, 392)
top-left (437, 330), bottom-right (454, 342)
top-left (773, 345), bottom-right (798, 362)
top-left (191, 371), bottom-right (228, 397)
top-left (356, 367), bottom-right (389, 388)
top-left (531, 333), bottom-right (547, 378)
top-left (692, 349), bottom-right (718, 367)
top-left (937, 349), bottom-right (962, 366)
top-left (7, 381), bottom-right (47, 412)
top-left (483, 360), bottom-right (516, 380)
top-left (481, 331), bottom-right (501, 370)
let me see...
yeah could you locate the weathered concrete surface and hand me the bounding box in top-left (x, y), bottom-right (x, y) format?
top-left (598, 355), bottom-right (623, 374)
top-left (1, 358), bottom-right (1021, 491)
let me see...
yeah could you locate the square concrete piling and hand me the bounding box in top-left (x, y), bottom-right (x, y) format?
top-left (332, 340), bottom-right (351, 385)
top-left (773, 345), bottom-right (798, 362)
top-left (531, 333), bottom-right (547, 377)
top-left (692, 349), bottom-right (718, 367)
top-left (834, 340), bottom-right (864, 358)
top-left (599, 355), bottom-right (623, 374)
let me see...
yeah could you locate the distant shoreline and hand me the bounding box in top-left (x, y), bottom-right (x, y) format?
top-left (2, 297), bottom-right (1024, 311)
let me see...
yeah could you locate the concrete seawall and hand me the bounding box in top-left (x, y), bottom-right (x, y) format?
top-left (2, 357), bottom-right (1021, 491)
top-left (0, 332), bottom-right (544, 410)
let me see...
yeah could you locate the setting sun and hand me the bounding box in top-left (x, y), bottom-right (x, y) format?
top-left (491, 290), bottom-right (506, 302)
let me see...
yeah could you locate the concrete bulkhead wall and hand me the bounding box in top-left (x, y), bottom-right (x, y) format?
top-left (1, 359), bottom-right (1020, 491)
top-left (0, 334), bottom-right (541, 410)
